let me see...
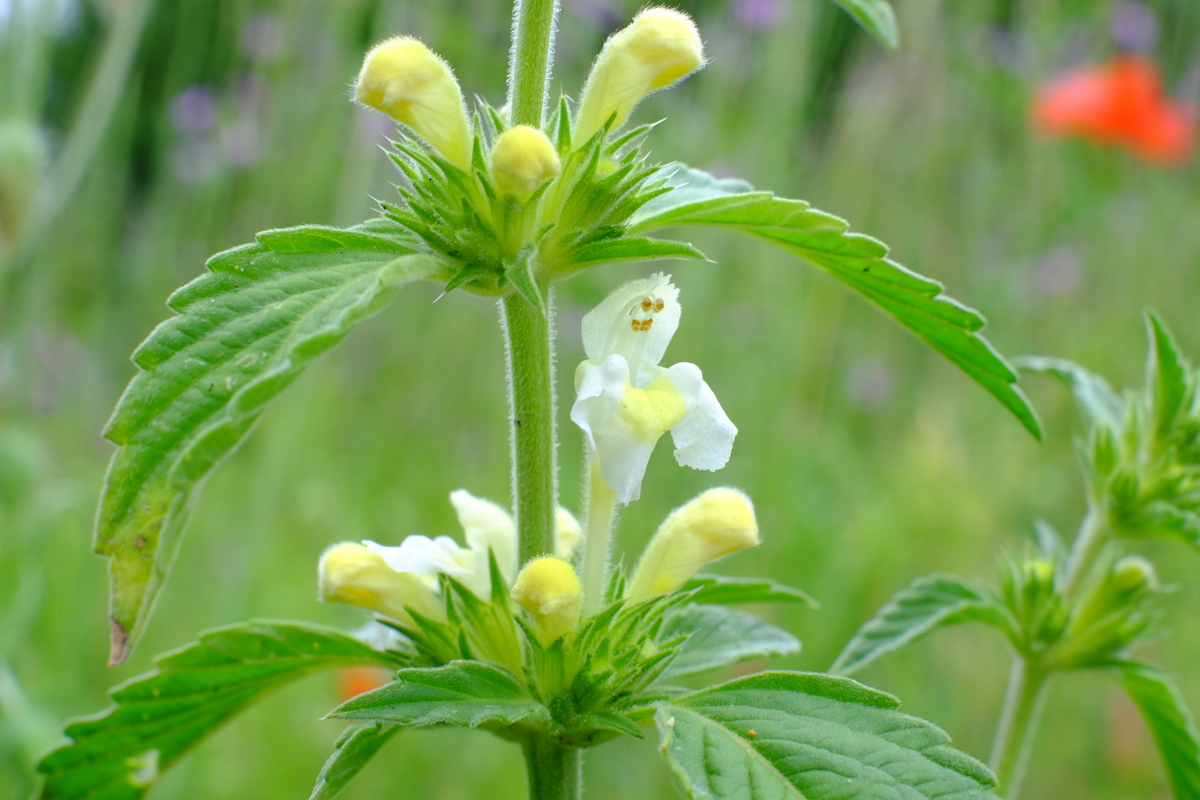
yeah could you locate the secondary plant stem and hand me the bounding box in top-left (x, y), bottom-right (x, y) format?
top-left (581, 458), bottom-right (617, 617)
top-left (989, 657), bottom-right (1049, 800)
top-left (1061, 504), bottom-right (1107, 597)
top-left (522, 735), bottom-right (581, 800)
top-left (507, 0), bottom-right (561, 127)
top-left (501, 289), bottom-right (558, 566)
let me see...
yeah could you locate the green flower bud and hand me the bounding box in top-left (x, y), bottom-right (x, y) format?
top-left (626, 488), bottom-right (759, 601)
top-left (354, 36), bottom-right (472, 170)
top-left (318, 542), bottom-right (444, 624)
top-left (491, 125), bottom-right (561, 202)
top-left (511, 557), bottom-right (583, 642)
top-left (574, 7), bottom-right (705, 146)
top-left (1111, 555), bottom-right (1157, 593)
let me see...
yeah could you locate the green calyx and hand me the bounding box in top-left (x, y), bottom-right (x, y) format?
top-left (381, 99), bottom-right (690, 304)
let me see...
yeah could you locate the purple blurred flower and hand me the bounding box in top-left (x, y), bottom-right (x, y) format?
top-left (169, 86), bottom-right (217, 134)
top-left (219, 120), bottom-right (261, 168)
top-left (734, 0), bottom-right (779, 30)
top-left (1111, 2), bottom-right (1159, 53)
top-left (1032, 246), bottom-right (1082, 298)
top-left (845, 358), bottom-right (892, 413)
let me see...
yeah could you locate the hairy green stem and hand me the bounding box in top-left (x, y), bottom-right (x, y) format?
top-left (506, 0), bottom-right (561, 127)
top-left (523, 736), bottom-right (581, 800)
top-left (989, 658), bottom-right (1049, 799)
top-left (581, 458), bottom-right (617, 617)
top-left (501, 288), bottom-right (558, 567)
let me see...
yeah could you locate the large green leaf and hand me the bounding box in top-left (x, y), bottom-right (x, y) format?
top-left (96, 220), bottom-right (441, 664)
top-left (36, 621), bottom-right (401, 800)
top-left (656, 671), bottom-right (997, 799)
top-left (308, 721), bottom-right (401, 800)
top-left (629, 165), bottom-right (1041, 439)
top-left (832, 574), bottom-right (1015, 676)
top-left (1110, 661), bottom-right (1200, 800)
top-left (829, 0), bottom-right (899, 49)
top-left (330, 660), bottom-right (549, 731)
top-left (659, 604), bottom-right (800, 679)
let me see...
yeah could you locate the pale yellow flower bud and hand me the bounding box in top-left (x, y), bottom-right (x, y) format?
top-left (556, 508), bottom-right (584, 560)
top-left (626, 488), bottom-right (759, 601)
top-left (354, 36), bottom-right (472, 170)
top-left (491, 125), bottom-right (561, 201)
top-left (1112, 555), bottom-right (1157, 592)
top-left (510, 557), bottom-right (583, 642)
top-left (319, 542), bottom-right (444, 624)
top-left (574, 7), bottom-right (705, 145)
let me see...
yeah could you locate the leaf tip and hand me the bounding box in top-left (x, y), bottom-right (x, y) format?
top-left (108, 617), bottom-right (131, 666)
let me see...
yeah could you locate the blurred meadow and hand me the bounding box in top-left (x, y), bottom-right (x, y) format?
top-left (2, 0), bottom-right (1199, 797)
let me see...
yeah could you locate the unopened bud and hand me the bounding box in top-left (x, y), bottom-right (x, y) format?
top-left (354, 36), bottom-right (472, 170)
top-left (1112, 555), bottom-right (1157, 593)
top-left (574, 7), bottom-right (705, 145)
top-left (1025, 559), bottom-right (1055, 588)
top-left (511, 557), bottom-right (582, 642)
top-left (319, 542), bottom-right (444, 624)
top-left (626, 488), bottom-right (759, 601)
top-left (491, 125), bottom-right (561, 201)
top-left (556, 508), bottom-right (583, 561)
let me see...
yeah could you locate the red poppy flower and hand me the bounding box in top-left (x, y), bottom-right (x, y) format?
top-left (338, 666), bottom-right (390, 700)
top-left (1032, 55), bottom-right (1196, 166)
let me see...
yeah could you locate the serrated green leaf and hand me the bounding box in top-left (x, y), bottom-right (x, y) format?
top-left (832, 574), bottom-right (1015, 676)
top-left (308, 721), bottom-right (401, 800)
top-left (830, 0), bottom-right (899, 49)
top-left (95, 220), bottom-right (441, 664)
top-left (565, 237), bottom-right (706, 269)
top-left (1145, 312), bottom-right (1192, 438)
top-left (330, 660), bottom-right (549, 731)
top-left (630, 165), bottom-right (1040, 439)
top-left (682, 574), bottom-right (818, 607)
top-left (659, 604), bottom-right (799, 679)
top-left (1015, 355), bottom-right (1125, 431)
top-left (656, 671), bottom-right (997, 799)
top-left (36, 621), bottom-right (400, 800)
top-left (1110, 661), bottom-right (1200, 800)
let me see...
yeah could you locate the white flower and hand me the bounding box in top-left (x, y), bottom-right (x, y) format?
top-left (570, 273), bottom-right (736, 504)
top-left (364, 490), bottom-right (583, 601)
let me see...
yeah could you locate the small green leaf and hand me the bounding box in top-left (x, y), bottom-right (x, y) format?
top-left (96, 220), bottom-right (441, 664)
top-left (630, 165), bottom-right (1040, 439)
top-left (565, 237), bottom-right (706, 269)
top-left (1015, 355), bottom-right (1125, 431)
top-left (330, 660), bottom-right (549, 731)
top-left (36, 621), bottom-right (400, 800)
top-left (832, 574), bottom-right (1015, 675)
top-left (682, 574), bottom-right (818, 607)
top-left (656, 671), bottom-right (997, 799)
top-left (1110, 661), bottom-right (1200, 800)
top-left (308, 722), bottom-right (401, 800)
top-left (829, 0), bottom-right (899, 49)
top-left (505, 248), bottom-right (545, 315)
top-left (1145, 312), bottom-right (1192, 438)
top-left (659, 604), bottom-right (800, 679)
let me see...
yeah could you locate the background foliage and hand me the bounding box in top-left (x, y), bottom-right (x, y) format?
top-left (2, 0), bottom-right (1199, 798)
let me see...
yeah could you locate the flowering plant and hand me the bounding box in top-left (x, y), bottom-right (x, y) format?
top-left (32, 2), bottom-right (1200, 800)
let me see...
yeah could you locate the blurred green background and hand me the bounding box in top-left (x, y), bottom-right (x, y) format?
top-left (2, 0), bottom-right (1199, 797)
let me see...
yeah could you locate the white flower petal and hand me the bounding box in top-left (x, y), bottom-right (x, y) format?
top-left (660, 362), bottom-right (737, 471)
top-left (555, 508), bottom-right (583, 560)
top-left (366, 535), bottom-right (474, 579)
top-left (450, 489), bottom-right (517, 584)
top-left (581, 272), bottom-right (680, 382)
top-left (569, 355), bottom-right (658, 505)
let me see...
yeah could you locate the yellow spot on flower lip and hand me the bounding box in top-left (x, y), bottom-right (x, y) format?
top-left (619, 376), bottom-right (686, 443)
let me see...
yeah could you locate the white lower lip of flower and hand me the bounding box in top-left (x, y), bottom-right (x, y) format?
top-left (571, 354), bottom-right (736, 504)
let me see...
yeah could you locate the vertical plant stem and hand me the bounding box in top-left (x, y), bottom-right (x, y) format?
top-left (501, 288), bottom-right (558, 566)
top-left (507, 0), bottom-right (561, 127)
top-left (523, 736), bottom-right (581, 800)
top-left (989, 658), bottom-right (1049, 800)
top-left (1060, 504), bottom-right (1107, 597)
top-left (581, 458), bottom-right (617, 617)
